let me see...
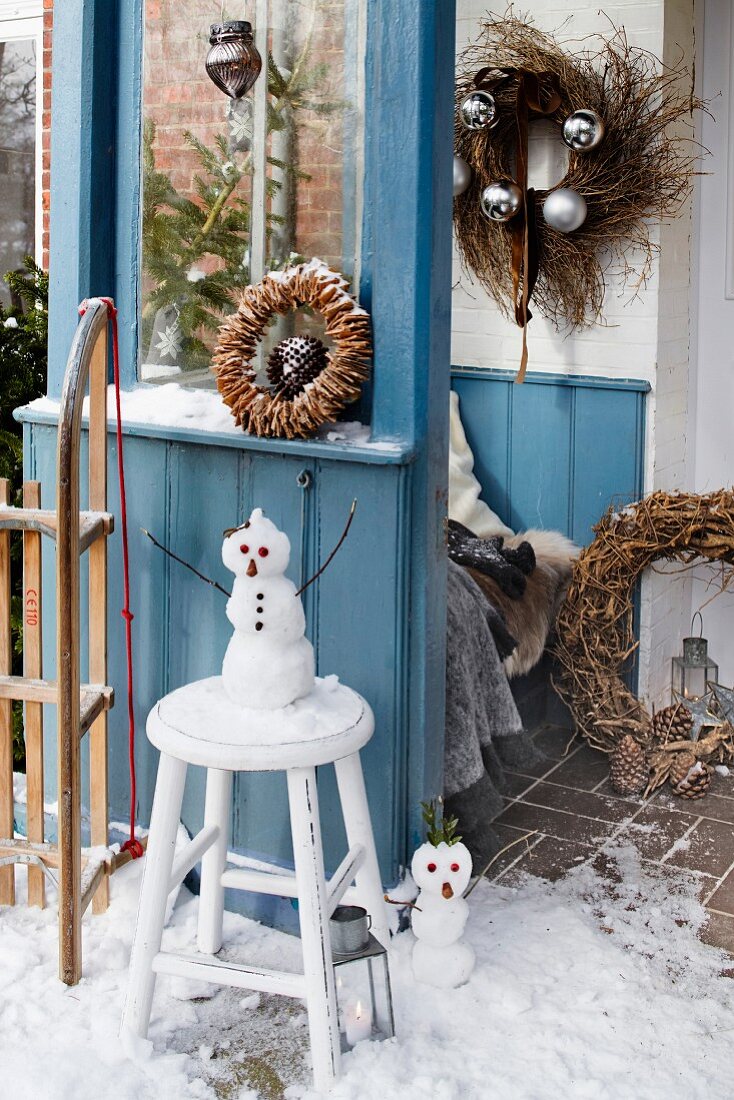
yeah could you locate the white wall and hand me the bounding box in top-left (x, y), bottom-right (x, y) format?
top-left (691, 0), bottom-right (734, 686)
top-left (453, 0), bottom-right (698, 709)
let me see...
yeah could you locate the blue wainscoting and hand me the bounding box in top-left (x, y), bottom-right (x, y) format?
top-left (451, 368), bottom-right (649, 543)
top-left (22, 417), bottom-right (414, 928)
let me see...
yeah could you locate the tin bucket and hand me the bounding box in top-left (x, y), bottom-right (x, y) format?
top-left (329, 905), bottom-right (372, 955)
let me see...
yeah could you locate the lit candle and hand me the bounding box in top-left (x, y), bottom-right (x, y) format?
top-left (344, 998), bottom-right (372, 1045)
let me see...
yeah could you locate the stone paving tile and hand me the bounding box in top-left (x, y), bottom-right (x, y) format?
top-left (484, 823), bottom-right (541, 880)
top-left (533, 726), bottom-right (579, 761)
top-left (700, 910), bottom-right (734, 959)
top-left (498, 835), bottom-right (594, 886)
top-left (614, 804), bottom-right (698, 861)
top-left (547, 744), bottom-right (610, 791)
top-left (523, 781), bottom-right (634, 825)
top-left (502, 772), bottom-right (537, 800)
top-left (495, 799), bottom-right (617, 846)
top-left (593, 777), bottom-right (651, 806)
top-left (704, 868), bottom-right (734, 915)
top-left (665, 818), bottom-right (734, 879)
top-left (656, 788), bottom-right (734, 826)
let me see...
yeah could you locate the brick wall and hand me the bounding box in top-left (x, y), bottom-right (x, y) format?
top-left (41, 0), bottom-right (52, 269)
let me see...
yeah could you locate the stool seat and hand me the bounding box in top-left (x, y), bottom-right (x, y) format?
top-left (147, 675), bottom-right (374, 770)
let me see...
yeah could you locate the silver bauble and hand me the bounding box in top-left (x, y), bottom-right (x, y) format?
top-left (542, 187), bottom-right (587, 233)
top-left (453, 155), bottom-right (472, 197)
top-left (459, 90), bottom-right (498, 131)
top-left (561, 109), bottom-right (605, 152)
top-left (480, 179), bottom-right (523, 223)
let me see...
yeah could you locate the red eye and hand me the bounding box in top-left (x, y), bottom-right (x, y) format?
top-left (427, 862), bottom-right (437, 873)
top-left (240, 544), bottom-right (249, 554)
top-left (258, 547), bottom-right (269, 558)
top-left (451, 863), bottom-right (460, 873)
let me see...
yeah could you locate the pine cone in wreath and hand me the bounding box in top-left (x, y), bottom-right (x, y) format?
top-left (266, 335), bottom-right (329, 399)
top-left (652, 703), bottom-right (693, 745)
top-left (669, 753), bottom-right (712, 800)
top-left (609, 734), bottom-right (648, 795)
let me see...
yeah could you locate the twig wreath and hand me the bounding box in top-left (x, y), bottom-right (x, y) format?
top-left (553, 491), bottom-right (734, 755)
top-left (212, 259), bottom-right (372, 439)
top-left (454, 14), bottom-right (703, 378)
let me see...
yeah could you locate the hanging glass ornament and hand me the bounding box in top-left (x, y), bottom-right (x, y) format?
top-left (480, 179), bottom-right (522, 223)
top-left (562, 109), bottom-right (605, 152)
top-left (459, 90), bottom-right (498, 131)
top-left (453, 155), bottom-right (472, 197)
top-left (205, 21), bottom-right (262, 100)
top-left (542, 187), bottom-right (587, 232)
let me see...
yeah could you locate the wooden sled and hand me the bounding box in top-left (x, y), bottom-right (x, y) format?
top-left (0, 299), bottom-right (135, 985)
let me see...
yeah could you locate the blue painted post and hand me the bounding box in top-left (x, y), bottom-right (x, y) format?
top-left (360, 0), bottom-right (456, 850)
top-left (47, 0), bottom-right (119, 398)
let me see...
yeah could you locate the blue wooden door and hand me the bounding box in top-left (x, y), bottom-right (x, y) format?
top-left (21, 0), bottom-right (456, 925)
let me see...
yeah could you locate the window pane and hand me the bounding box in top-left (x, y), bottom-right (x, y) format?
top-left (0, 37), bottom-right (36, 308)
top-left (141, 0), bottom-right (363, 385)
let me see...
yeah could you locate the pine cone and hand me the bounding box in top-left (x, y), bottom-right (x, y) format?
top-left (609, 734), bottom-right (648, 795)
top-left (670, 753), bottom-right (712, 800)
top-left (266, 335), bottom-right (328, 399)
top-left (652, 703), bottom-right (693, 746)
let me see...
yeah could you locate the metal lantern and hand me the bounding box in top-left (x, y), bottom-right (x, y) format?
top-left (672, 617), bottom-right (719, 703)
top-left (459, 90), bottom-right (498, 131)
top-left (480, 179), bottom-right (522, 223)
top-left (330, 905), bottom-right (395, 1051)
top-left (205, 21), bottom-right (262, 100)
top-left (562, 109), bottom-right (605, 152)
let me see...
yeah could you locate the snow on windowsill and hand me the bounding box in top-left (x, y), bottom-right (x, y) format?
top-left (22, 383), bottom-right (403, 456)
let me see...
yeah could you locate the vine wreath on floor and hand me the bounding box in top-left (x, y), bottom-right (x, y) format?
top-left (454, 15), bottom-right (703, 363)
top-left (212, 259), bottom-right (372, 440)
top-left (553, 491), bottom-right (734, 771)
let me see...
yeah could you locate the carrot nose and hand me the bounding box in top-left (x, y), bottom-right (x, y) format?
top-left (442, 882), bottom-right (454, 900)
top-left (246, 559), bottom-right (258, 577)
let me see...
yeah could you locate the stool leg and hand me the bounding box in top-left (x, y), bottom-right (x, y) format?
top-left (121, 752), bottom-right (187, 1039)
top-left (335, 752), bottom-right (390, 947)
top-left (197, 768), bottom-right (232, 954)
top-left (287, 766), bottom-right (341, 1091)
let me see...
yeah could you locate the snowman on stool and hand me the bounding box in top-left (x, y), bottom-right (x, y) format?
top-left (410, 801), bottom-right (475, 989)
top-left (221, 508), bottom-right (315, 710)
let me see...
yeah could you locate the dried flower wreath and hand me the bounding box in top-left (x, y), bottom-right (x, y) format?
top-left (212, 260), bottom-right (371, 439)
top-left (553, 491), bottom-right (734, 763)
top-left (454, 15), bottom-right (703, 377)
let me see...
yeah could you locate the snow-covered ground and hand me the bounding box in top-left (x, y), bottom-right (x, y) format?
top-left (3, 839), bottom-right (734, 1100)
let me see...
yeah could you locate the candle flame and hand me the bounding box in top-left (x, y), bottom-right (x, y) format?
top-left (355, 999), bottom-right (363, 1018)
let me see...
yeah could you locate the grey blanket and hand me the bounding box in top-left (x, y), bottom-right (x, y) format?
top-left (444, 561), bottom-right (544, 864)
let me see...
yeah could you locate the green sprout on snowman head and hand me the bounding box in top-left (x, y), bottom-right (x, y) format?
top-left (421, 798), bottom-right (462, 848)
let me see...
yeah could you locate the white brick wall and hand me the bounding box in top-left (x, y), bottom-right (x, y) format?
top-left (453, 0), bottom-right (697, 710)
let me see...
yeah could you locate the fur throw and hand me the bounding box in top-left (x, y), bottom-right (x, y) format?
top-left (469, 529), bottom-right (578, 678)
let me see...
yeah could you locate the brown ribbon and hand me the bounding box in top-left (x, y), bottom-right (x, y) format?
top-left (473, 68), bottom-right (562, 381)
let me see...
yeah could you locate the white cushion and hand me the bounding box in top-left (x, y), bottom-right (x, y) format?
top-left (448, 390), bottom-right (514, 539)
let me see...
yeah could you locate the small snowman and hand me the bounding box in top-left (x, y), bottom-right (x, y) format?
top-left (410, 801), bottom-right (475, 989)
top-left (221, 508), bottom-right (315, 710)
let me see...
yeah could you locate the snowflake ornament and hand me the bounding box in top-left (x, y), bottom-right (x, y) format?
top-left (155, 323), bottom-right (182, 362)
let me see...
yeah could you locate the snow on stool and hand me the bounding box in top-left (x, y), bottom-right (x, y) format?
top-left (121, 674), bottom-right (389, 1093)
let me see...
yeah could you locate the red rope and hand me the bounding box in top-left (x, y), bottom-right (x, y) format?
top-left (78, 298), bottom-right (143, 859)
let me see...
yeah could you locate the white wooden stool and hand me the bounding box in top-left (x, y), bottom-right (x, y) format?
top-left (121, 675), bottom-right (388, 1091)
